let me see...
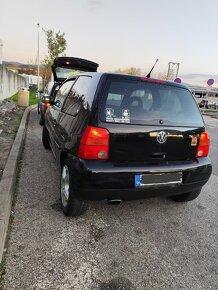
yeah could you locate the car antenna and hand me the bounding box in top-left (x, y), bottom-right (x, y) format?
top-left (146, 58), bottom-right (159, 78)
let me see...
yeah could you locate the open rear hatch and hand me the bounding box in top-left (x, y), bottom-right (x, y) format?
top-left (51, 57), bottom-right (99, 82)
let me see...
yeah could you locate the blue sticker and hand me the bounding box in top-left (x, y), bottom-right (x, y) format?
top-left (135, 175), bottom-right (141, 187)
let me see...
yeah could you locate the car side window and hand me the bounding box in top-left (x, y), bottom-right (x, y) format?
top-left (54, 80), bottom-right (75, 110)
top-left (62, 76), bottom-right (92, 116)
top-left (46, 81), bottom-right (54, 95)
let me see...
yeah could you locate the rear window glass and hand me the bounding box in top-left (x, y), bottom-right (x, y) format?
top-left (100, 79), bottom-right (203, 127)
top-left (55, 67), bottom-right (84, 79)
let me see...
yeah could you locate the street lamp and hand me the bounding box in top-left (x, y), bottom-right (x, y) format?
top-left (36, 21), bottom-right (40, 97)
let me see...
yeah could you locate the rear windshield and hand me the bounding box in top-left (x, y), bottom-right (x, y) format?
top-left (100, 79), bottom-right (204, 127)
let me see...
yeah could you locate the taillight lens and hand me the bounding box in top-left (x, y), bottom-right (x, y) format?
top-left (78, 126), bottom-right (109, 160)
top-left (196, 131), bottom-right (210, 158)
top-left (43, 103), bottom-right (50, 108)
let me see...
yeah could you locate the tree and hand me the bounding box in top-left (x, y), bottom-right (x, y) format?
top-left (114, 67), bottom-right (141, 76)
top-left (157, 71), bottom-right (168, 80)
top-left (42, 29), bottom-right (67, 82)
top-left (126, 67), bottom-right (141, 76)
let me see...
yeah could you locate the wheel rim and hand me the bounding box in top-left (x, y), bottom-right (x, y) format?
top-left (61, 165), bottom-right (70, 207)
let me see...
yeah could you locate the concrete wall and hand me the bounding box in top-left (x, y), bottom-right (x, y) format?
top-left (0, 65), bottom-right (28, 101)
top-left (0, 40), bottom-right (2, 65)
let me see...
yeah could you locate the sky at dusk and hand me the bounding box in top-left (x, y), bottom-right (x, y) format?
top-left (1, 0), bottom-right (218, 85)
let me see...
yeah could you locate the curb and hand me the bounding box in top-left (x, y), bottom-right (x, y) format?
top-left (0, 105), bottom-right (36, 263)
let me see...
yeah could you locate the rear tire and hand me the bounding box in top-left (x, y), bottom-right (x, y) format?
top-left (42, 126), bottom-right (51, 150)
top-left (60, 158), bottom-right (86, 217)
top-left (169, 189), bottom-right (201, 202)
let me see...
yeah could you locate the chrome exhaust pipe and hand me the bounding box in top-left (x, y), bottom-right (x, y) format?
top-left (107, 199), bottom-right (122, 205)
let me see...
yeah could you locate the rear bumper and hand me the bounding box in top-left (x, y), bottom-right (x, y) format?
top-left (71, 157), bottom-right (212, 200)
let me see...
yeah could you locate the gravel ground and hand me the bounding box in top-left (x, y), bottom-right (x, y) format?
top-left (1, 109), bottom-right (218, 290)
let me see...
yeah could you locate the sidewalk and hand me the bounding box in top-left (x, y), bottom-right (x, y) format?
top-left (0, 105), bottom-right (34, 265)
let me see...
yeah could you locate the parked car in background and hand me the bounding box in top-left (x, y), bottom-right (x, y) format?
top-left (38, 57), bottom-right (99, 125)
top-left (198, 99), bottom-right (217, 109)
top-left (42, 73), bottom-right (212, 217)
top-left (38, 81), bottom-right (58, 125)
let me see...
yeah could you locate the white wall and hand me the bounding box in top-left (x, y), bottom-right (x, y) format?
top-left (0, 40), bottom-right (2, 65)
top-left (0, 65), bottom-right (28, 101)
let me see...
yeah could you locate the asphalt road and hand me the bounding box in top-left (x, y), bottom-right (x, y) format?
top-left (2, 110), bottom-right (218, 290)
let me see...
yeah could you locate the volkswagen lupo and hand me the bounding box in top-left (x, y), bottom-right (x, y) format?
top-left (42, 72), bottom-right (212, 216)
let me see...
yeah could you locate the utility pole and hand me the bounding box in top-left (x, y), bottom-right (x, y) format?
top-left (36, 21), bottom-right (40, 97)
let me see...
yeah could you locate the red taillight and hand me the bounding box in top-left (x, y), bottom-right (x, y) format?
top-left (43, 103), bottom-right (50, 108)
top-left (78, 126), bottom-right (109, 160)
top-left (196, 131), bottom-right (210, 158)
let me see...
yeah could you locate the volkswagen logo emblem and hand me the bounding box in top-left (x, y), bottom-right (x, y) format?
top-left (157, 131), bottom-right (167, 144)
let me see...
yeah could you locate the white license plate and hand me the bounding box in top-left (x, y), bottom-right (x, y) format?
top-left (135, 172), bottom-right (182, 187)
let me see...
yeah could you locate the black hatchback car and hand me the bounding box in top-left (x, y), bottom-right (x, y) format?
top-left (42, 73), bottom-right (212, 216)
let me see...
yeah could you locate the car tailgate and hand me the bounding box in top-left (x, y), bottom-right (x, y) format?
top-left (100, 123), bottom-right (204, 162)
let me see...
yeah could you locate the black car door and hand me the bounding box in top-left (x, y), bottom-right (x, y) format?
top-left (48, 79), bottom-right (75, 159)
top-left (57, 76), bottom-right (93, 156)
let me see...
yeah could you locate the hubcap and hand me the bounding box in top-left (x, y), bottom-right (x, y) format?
top-left (61, 165), bottom-right (70, 207)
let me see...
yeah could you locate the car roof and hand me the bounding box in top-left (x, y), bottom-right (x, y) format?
top-left (67, 72), bottom-right (189, 89)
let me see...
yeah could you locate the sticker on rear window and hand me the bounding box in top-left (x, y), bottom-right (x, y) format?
top-left (105, 108), bottom-right (130, 123)
top-left (105, 108), bottom-right (114, 122)
top-left (114, 118), bottom-right (130, 123)
top-left (121, 109), bottom-right (130, 123)
top-left (105, 108), bottom-right (114, 117)
top-left (122, 109), bottom-right (130, 118)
